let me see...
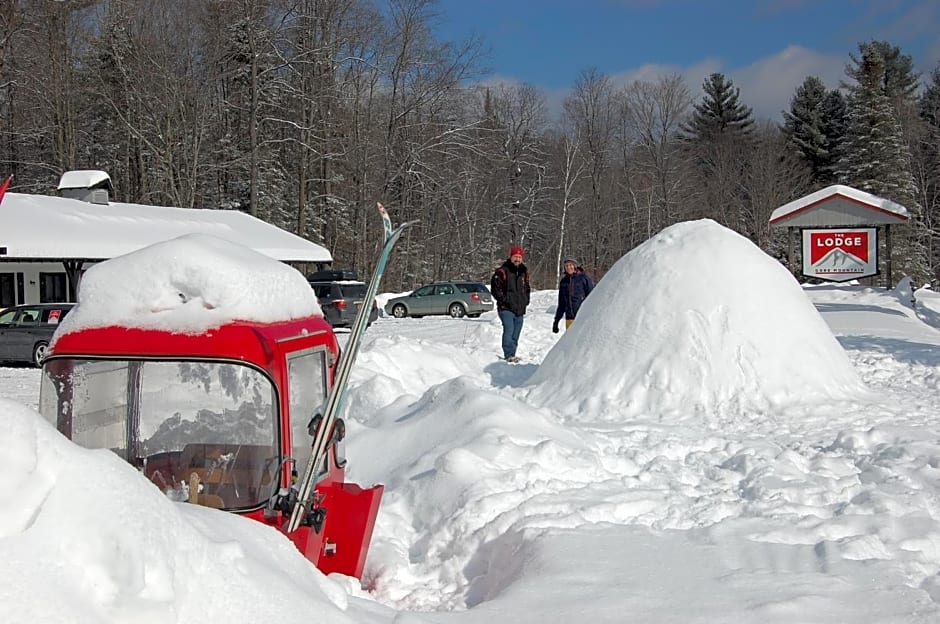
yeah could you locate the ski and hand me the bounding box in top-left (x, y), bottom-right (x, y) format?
top-left (287, 203), bottom-right (414, 533)
top-left (379, 201), bottom-right (393, 242)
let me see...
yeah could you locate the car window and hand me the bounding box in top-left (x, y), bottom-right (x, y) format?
top-left (17, 309), bottom-right (40, 325)
top-left (43, 308), bottom-right (68, 324)
top-left (414, 285), bottom-right (434, 297)
top-left (435, 285), bottom-right (454, 296)
top-left (456, 283), bottom-right (487, 293)
top-left (311, 284), bottom-right (333, 298)
top-left (339, 284), bottom-right (368, 298)
top-left (0, 309), bottom-right (16, 324)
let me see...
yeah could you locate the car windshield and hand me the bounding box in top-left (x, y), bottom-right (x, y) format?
top-left (38, 358), bottom-right (279, 511)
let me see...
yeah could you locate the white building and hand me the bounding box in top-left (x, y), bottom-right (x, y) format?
top-left (0, 171), bottom-right (332, 307)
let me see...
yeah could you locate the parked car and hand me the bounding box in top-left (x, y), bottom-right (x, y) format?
top-left (308, 270), bottom-right (379, 329)
top-left (0, 303), bottom-right (74, 366)
top-left (384, 281), bottom-right (493, 319)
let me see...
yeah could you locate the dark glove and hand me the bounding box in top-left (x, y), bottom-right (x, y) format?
top-left (552, 319), bottom-right (560, 334)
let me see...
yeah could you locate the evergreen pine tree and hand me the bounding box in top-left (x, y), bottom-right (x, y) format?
top-left (783, 76), bottom-right (832, 183)
top-left (846, 40), bottom-right (921, 144)
top-left (918, 64), bottom-right (940, 281)
top-left (846, 40), bottom-right (919, 101)
top-left (839, 44), bottom-right (927, 282)
top-left (921, 64), bottom-right (940, 128)
top-left (821, 89), bottom-right (847, 181)
top-left (684, 73), bottom-right (753, 140)
top-left (683, 73), bottom-right (755, 231)
top-left (839, 46), bottom-right (916, 202)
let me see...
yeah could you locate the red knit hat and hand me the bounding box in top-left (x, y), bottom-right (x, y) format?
top-left (510, 246), bottom-right (524, 258)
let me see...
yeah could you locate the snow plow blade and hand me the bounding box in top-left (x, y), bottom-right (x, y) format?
top-left (315, 483), bottom-right (384, 578)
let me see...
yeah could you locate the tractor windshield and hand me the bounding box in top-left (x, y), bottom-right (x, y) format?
top-left (39, 358), bottom-right (279, 511)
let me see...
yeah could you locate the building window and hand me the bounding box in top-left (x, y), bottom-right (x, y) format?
top-left (39, 272), bottom-right (67, 303)
top-left (0, 273), bottom-right (14, 307)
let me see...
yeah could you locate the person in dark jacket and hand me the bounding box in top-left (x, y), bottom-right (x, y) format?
top-left (491, 246), bottom-right (531, 362)
top-left (552, 257), bottom-right (594, 333)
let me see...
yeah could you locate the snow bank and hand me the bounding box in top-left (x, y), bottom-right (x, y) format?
top-left (0, 399), bottom-right (356, 624)
top-left (54, 234), bottom-right (321, 338)
top-left (528, 219), bottom-right (865, 418)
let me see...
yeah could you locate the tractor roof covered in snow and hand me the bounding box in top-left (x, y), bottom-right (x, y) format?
top-left (38, 233), bottom-right (389, 579)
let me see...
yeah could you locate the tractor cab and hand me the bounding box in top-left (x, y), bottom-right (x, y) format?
top-left (36, 234), bottom-right (384, 580)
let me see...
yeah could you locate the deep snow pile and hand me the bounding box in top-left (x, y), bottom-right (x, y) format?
top-left (528, 219), bottom-right (866, 418)
top-left (0, 399), bottom-right (360, 624)
top-left (54, 233), bottom-right (321, 340)
top-left (344, 284), bottom-right (940, 620)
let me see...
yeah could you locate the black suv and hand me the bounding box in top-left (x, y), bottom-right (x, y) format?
top-left (308, 270), bottom-right (378, 329)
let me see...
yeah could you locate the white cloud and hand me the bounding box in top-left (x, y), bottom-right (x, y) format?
top-left (606, 46), bottom-right (846, 122)
top-left (535, 60), bottom-right (723, 126)
top-left (609, 58), bottom-right (723, 88)
top-left (729, 45), bottom-right (847, 120)
top-left (482, 45), bottom-right (849, 126)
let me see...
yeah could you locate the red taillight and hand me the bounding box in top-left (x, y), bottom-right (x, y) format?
top-left (334, 300), bottom-right (347, 309)
top-left (470, 293), bottom-right (480, 301)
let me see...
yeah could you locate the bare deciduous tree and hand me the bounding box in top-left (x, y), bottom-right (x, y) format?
top-left (618, 74), bottom-right (692, 239)
top-left (0, 4), bottom-right (932, 289)
top-left (564, 68), bottom-right (616, 272)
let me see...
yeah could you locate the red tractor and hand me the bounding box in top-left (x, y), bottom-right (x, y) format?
top-left (37, 207), bottom-right (410, 580)
top-left (39, 313), bottom-right (382, 578)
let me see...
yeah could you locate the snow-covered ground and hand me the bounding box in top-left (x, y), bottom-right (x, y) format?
top-left (4, 220), bottom-right (940, 622)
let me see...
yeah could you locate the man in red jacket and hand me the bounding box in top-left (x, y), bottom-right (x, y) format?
top-left (491, 246), bottom-right (531, 362)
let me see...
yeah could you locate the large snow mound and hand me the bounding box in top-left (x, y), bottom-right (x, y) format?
top-left (528, 219), bottom-right (865, 418)
top-left (55, 233), bottom-right (321, 338)
top-left (0, 399), bottom-right (356, 624)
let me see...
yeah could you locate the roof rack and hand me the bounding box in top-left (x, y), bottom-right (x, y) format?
top-left (308, 269), bottom-right (360, 281)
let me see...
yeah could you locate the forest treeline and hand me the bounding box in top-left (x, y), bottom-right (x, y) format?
top-left (1, 1), bottom-right (939, 289)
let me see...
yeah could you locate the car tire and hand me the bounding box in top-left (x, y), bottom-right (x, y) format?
top-left (32, 341), bottom-right (48, 367)
top-left (391, 304), bottom-right (408, 319)
top-left (449, 303), bottom-right (466, 318)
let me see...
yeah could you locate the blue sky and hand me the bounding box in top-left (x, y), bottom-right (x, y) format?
top-left (432, 0), bottom-right (940, 120)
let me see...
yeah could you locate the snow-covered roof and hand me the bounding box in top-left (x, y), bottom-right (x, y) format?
top-left (57, 170), bottom-right (113, 190)
top-left (769, 184), bottom-right (909, 226)
top-left (0, 192), bottom-right (331, 263)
